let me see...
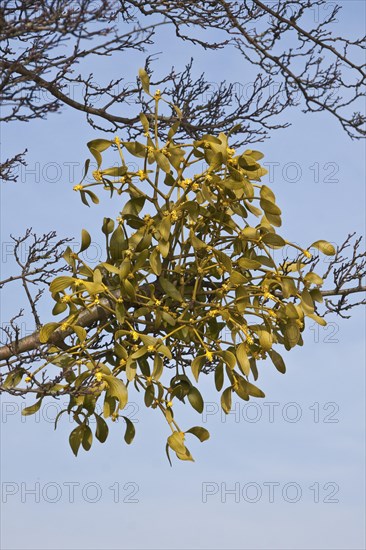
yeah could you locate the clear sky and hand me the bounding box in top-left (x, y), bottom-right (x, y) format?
top-left (0, 3), bottom-right (365, 549)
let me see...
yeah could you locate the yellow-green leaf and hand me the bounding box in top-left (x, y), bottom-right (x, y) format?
top-left (159, 277), bottom-right (183, 302)
top-left (188, 387), bottom-right (204, 413)
top-left (122, 416), bottom-right (136, 444)
top-left (310, 240), bottom-right (336, 256)
top-left (22, 398), bottom-right (43, 416)
top-left (186, 426), bottom-right (210, 442)
top-left (236, 343), bottom-right (250, 376)
top-left (79, 229), bottom-right (91, 253)
top-left (39, 322), bottom-right (61, 343)
top-left (104, 376), bottom-right (128, 410)
top-left (268, 349), bottom-right (286, 374)
top-left (138, 68), bottom-right (150, 94)
top-left (221, 387), bottom-right (232, 414)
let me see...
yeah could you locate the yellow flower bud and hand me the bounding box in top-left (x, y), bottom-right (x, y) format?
top-left (137, 169), bottom-right (147, 181)
top-left (205, 350), bottom-right (214, 362)
top-left (180, 178), bottom-right (192, 188)
top-left (73, 184), bottom-right (83, 191)
top-left (208, 309), bottom-right (219, 317)
top-left (170, 210), bottom-right (179, 222)
top-left (92, 170), bottom-right (103, 181)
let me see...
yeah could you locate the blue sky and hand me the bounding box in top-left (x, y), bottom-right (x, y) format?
top-left (0, 3), bottom-right (365, 549)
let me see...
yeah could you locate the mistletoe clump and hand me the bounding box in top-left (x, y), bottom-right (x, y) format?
top-left (16, 70), bottom-right (335, 463)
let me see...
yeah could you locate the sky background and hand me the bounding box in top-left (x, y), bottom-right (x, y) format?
top-left (0, 2), bottom-right (365, 549)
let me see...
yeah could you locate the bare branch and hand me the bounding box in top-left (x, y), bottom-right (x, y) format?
top-left (319, 234), bottom-right (366, 317)
top-left (1, 0), bottom-right (364, 147)
top-left (0, 149), bottom-right (27, 182)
